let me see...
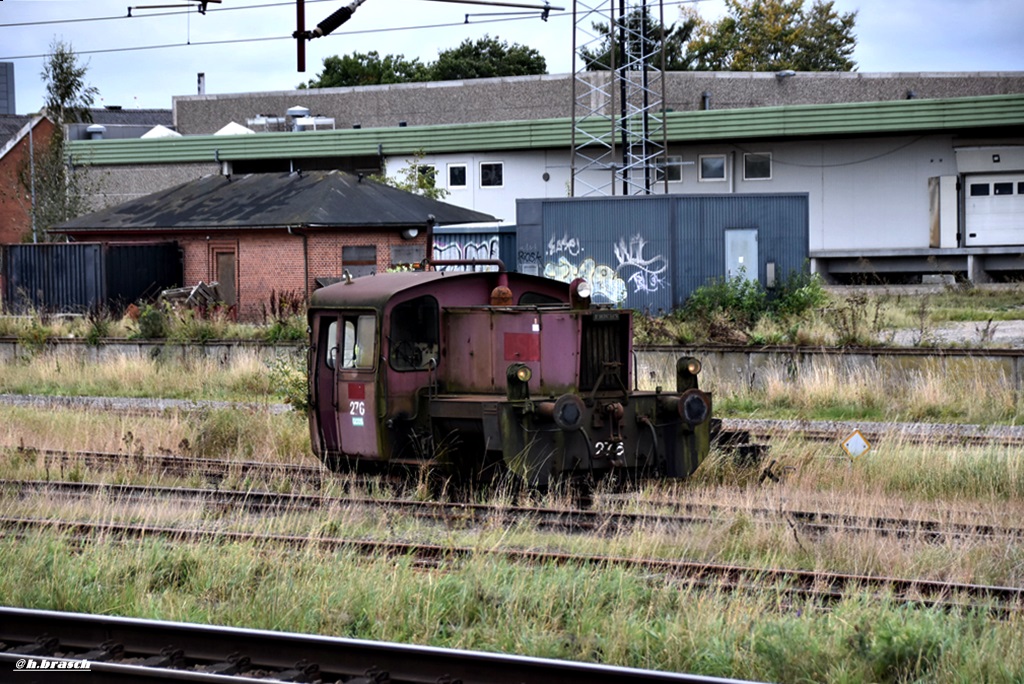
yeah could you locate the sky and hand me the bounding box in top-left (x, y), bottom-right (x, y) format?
top-left (2, 0), bottom-right (1023, 114)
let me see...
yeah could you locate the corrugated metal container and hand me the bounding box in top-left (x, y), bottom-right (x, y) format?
top-left (3, 243), bottom-right (103, 314)
top-left (106, 242), bottom-right (182, 310)
top-left (432, 224), bottom-right (517, 272)
top-left (516, 194), bottom-right (808, 311)
top-left (2, 242), bottom-right (182, 315)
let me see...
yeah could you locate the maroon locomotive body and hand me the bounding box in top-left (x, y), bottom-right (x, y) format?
top-left (307, 270), bottom-right (712, 488)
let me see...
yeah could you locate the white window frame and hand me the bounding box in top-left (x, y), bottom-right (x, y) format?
top-left (479, 161), bottom-right (504, 189)
top-left (447, 163), bottom-right (468, 189)
top-left (655, 155), bottom-right (683, 183)
top-left (743, 152), bottom-right (772, 181)
top-left (698, 154), bottom-right (727, 183)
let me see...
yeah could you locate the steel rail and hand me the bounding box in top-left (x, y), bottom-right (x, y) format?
top-left (0, 607), bottom-right (760, 684)
top-left (4, 516), bottom-right (1022, 608)
top-left (7, 478), bottom-right (1024, 545)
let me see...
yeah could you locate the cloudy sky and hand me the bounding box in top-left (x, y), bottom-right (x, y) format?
top-left (2, 0), bottom-right (1023, 114)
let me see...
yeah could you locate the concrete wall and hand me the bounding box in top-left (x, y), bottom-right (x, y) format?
top-left (2, 338), bottom-right (1020, 405)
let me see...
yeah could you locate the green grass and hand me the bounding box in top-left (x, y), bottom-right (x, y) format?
top-left (0, 534), bottom-right (1021, 683)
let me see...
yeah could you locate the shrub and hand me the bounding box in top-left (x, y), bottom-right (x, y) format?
top-left (136, 304), bottom-right (169, 339)
top-left (266, 351), bottom-right (309, 412)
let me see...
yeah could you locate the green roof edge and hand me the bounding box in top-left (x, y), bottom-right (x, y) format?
top-left (69, 93), bottom-right (1024, 166)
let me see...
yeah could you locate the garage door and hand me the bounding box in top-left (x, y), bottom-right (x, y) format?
top-left (964, 174), bottom-right (1024, 246)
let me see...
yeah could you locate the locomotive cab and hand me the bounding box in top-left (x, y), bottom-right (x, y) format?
top-left (307, 270), bottom-right (712, 488)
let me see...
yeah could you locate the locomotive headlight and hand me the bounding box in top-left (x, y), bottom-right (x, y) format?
top-left (570, 278), bottom-right (592, 309)
top-left (686, 359), bottom-right (702, 375)
top-left (506, 363), bottom-right (533, 401)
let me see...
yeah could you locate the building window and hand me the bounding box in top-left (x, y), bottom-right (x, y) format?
top-left (448, 164), bottom-right (467, 188)
top-left (699, 155), bottom-right (726, 182)
top-left (655, 155), bottom-right (683, 182)
top-left (342, 245), bottom-right (377, 278)
top-left (969, 184), bottom-right (990, 197)
top-left (994, 182), bottom-right (1014, 196)
top-left (390, 244), bottom-right (424, 268)
top-left (480, 161), bottom-right (503, 188)
top-left (416, 165), bottom-right (437, 190)
top-left (743, 153), bottom-right (772, 181)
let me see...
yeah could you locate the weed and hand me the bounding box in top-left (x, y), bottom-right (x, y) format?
top-left (266, 352), bottom-right (309, 412)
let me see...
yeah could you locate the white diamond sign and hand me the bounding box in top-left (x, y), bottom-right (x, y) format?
top-left (841, 430), bottom-right (871, 459)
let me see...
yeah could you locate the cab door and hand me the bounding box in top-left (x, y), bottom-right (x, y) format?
top-left (335, 314), bottom-right (380, 457)
top-left (312, 315), bottom-right (341, 455)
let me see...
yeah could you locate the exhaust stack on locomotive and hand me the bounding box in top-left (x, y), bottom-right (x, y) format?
top-left (307, 269), bottom-right (711, 488)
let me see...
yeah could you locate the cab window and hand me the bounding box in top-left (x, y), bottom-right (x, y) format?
top-left (339, 315), bottom-right (376, 369)
top-left (390, 295), bottom-right (439, 370)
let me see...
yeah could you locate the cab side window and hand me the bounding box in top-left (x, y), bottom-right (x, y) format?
top-left (389, 296), bottom-right (440, 370)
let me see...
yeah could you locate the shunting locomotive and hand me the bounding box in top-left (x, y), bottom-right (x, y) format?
top-left (307, 268), bottom-right (712, 489)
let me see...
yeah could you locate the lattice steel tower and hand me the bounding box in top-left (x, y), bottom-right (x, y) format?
top-left (571, 0), bottom-right (668, 196)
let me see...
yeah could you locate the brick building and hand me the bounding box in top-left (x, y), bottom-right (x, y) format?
top-left (0, 114), bottom-right (56, 245)
top-left (51, 169), bottom-right (494, 320)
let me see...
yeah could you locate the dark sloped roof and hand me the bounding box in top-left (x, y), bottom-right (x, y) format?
top-left (54, 170), bottom-right (496, 232)
top-left (0, 114), bottom-right (33, 143)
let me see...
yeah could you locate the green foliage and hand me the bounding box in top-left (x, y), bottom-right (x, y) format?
top-left (17, 317), bottom-right (55, 351)
top-left (580, 7), bottom-right (699, 71)
top-left (135, 304), bottom-right (169, 339)
top-left (770, 269), bottom-right (828, 319)
top-left (300, 51), bottom-right (429, 88)
top-left (430, 35), bottom-right (547, 80)
top-left (371, 150), bottom-right (449, 200)
top-left (42, 38), bottom-right (100, 125)
top-left (684, 271), bottom-right (767, 330)
top-left (302, 35), bottom-right (546, 88)
top-left (688, 0), bottom-right (857, 72)
top-left (83, 310), bottom-right (112, 346)
top-left (266, 352), bottom-right (309, 412)
top-left (261, 290), bottom-right (306, 343)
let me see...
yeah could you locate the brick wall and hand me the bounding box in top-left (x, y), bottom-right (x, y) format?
top-left (170, 228), bottom-right (430, 320)
top-left (0, 118), bottom-right (56, 245)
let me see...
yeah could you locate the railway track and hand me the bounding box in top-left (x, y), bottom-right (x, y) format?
top-left (0, 607), bottom-right (753, 684)
top-left (5, 478), bottom-right (1023, 545)
top-left (7, 393), bottom-right (1024, 447)
top-left (3, 515), bottom-right (1021, 612)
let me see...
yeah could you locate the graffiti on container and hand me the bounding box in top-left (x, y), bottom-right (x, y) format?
top-left (546, 234), bottom-right (583, 257)
top-left (544, 256), bottom-right (628, 304)
top-left (614, 235), bottom-right (668, 294)
top-left (433, 237), bottom-right (500, 271)
top-left (517, 242), bottom-right (543, 276)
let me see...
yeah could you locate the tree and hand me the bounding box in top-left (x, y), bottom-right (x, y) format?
top-left (429, 35), bottom-right (546, 81)
top-left (17, 39), bottom-right (100, 241)
top-left (687, 0), bottom-right (857, 72)
top-left (42, 38), bottom-right (100, 125)
top-left (302, 35), bottom-right (546, 88)
top-left (579, 7), bottom-right (698, 71)
top-left (370, 151), bottom-right (449, 201)
top-left (300, 51), bottom-right (429, 88)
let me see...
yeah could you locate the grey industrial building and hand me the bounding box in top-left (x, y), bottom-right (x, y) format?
top-left (60, 70), bottom-right (1024, 309)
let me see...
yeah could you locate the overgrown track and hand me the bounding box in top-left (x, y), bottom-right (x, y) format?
top-left (0, 607), bottom-right (749, 684)
top-left (4, 515), bottom-right (1022, 613)
top-left (5, 479), bottom-right (1023, 546)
